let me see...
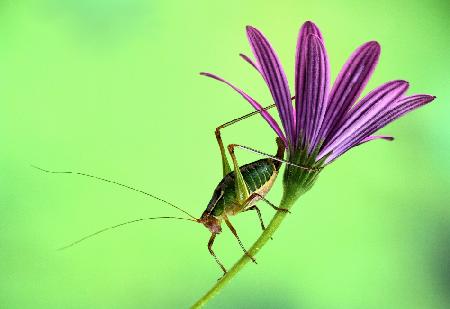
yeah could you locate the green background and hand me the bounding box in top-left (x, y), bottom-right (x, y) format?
top-left (1, 0), bottom-right (449, 308)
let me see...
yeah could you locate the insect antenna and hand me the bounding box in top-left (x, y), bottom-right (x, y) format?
top-left (31, 165), bottom-right (197, 219)
top-left (58, 216), bottom-right (197, 250)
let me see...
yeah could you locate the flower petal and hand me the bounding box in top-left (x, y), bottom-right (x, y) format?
top-left (295, 22), bottom-right (326, 148)
top-left (246, 26), bottom-right (295, 144)
top-left (239, 53), bottom-right (261, 74)
top-left (295, 33), bottom-right (330, 152)
top-left (323, 94), bottom-right (435, 163)
top-left (318, 41), bottom-right (381, 145)
top-left (356, 135), bottom-right (394, 145)
top-left (295, 21), bottom-right (324, 90)
top-left (320, 80), bottom-right (409, 156)
top-left (200, 72), bottom-right (286, 142)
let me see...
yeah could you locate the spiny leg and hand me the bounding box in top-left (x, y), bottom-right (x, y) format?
top-left (253, 193), bottom-right (291, 213)
top-left (244, 205), bottom-right (274, 240)
top-left (225, 144), bottom-right (257, 263)
top-left (215, 104), bottom-right (275, 177)
top-left (227, 144), bottom-right (250, 204)
top-left (208, 233), bottom-right (227, 275)
top-left (224, 217), bottom-right (257, 264)
top-left (214, 95), bottom-right (298, 177)
top-left (215, 128), bottom-right (232, 176)
top-left (243, 192), bottom-right (291, 213)
top-left (241, 193), bottom-right (290, 241)
top-left (245, 205), bottom-right (266, 231)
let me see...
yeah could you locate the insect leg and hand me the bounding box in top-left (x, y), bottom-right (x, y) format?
top-left (230, 143), bottom-right (322, 173)
top-left (208, 233), bottom-right (227, 275)
top-left (224, 217), bottom-right (257, 264)
top-left (244, 205), bottom-right (266, 231)
top-left (215, 128), bottom-right (232, 176)
top-left (250, 193), bottom-right (291, 213)
top-left (227, 144), bottom-right (250, 204)
top-left (215, 104), bottom-right (276, 177)
top-left (241, 193), bottom-right (288, 240)
top-left (244, 205), bottom-right (274, 240)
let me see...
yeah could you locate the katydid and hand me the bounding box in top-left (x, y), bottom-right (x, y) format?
top-left (33, 105), bottom-right (320, 274)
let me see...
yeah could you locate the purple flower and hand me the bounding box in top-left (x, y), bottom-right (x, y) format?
top-left (202, 21), bottom-right (435, 201)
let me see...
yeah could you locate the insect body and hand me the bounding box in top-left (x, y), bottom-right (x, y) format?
top-left (34, 105), bottom-right (318, 275)
top-left (198, 137), bottom-right (286, 273)
top-left (203, 154), bottom-right (283, 221)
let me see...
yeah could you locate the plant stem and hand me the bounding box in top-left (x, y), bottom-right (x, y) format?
top-left (190, 195), bottom-right (296, 309)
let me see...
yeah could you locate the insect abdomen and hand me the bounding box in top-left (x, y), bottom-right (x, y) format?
top-left (241, 159), bottom-right (275, 193)
top-left (207, 159), bottom-right (277, 217)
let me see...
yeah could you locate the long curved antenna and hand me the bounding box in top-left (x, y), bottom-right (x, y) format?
top-left (231, 144), bottom-right (322, 172)
top-left (31, 165), bottom-right (197, 219)
top-left (59, 216), bottom-right (197, 250)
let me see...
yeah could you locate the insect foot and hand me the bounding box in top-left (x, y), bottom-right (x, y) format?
top-left (246, 253), bottom-right (257, 264)
top-left (217, 270), bottom-right (228, 281)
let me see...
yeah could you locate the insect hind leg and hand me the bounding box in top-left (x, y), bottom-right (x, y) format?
top-left (231, 144), bottom-right (321, 173)
top-left (215, 127), bottom-right (232, 177)
top-left (224, 217), bottom-right (257, 264)
top-left (215, 104), bottom-right (276, 177)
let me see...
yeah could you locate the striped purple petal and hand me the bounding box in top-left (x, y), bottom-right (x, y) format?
top-left (320, 80), bottom-right (409, 156)
top-left (356, 135), bottom-right (394, 145)
top-left (240, 54), bottom-right (297, 101)
top-left (318, 41), bottom-right (381, 146)
top-left (295, 33), bottom-right (330, 152)
top-left (246, 26), bottom-right (295, 145)
top-left (295, 21), bottom-right (323, 94)
top-left (239, 53), bottom-right (261, 74)
top-left (200, 72), bottom-right (286, 143)
top-left (295, 21), bottom-right (327, 150)
top-left (323, 94), bottom-right (435, 162)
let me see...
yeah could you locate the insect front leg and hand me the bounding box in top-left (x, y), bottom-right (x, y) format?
top-left (224, 217), bottom-right (257, 264)
top-left (208, 233), bottom-right (227, 275)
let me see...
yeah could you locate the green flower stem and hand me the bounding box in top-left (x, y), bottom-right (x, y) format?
top-left (190, 195), bottom-right (296, 309)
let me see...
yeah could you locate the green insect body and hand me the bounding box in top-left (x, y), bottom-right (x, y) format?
top-left (200, 139), bottom-right (284, 234)
top-left (207, 159), bottom-right (278, 217)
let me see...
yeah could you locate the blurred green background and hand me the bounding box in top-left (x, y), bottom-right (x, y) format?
top-left (1, 0), bottom-right (449, 308)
